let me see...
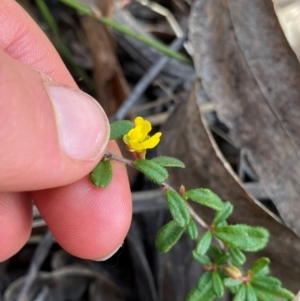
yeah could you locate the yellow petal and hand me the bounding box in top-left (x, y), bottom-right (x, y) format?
top-left (134, 116), bottom-right (144, 127)
top-left (128, 126), bottom-right (142, 141)
top-left (123, 134), bottom-right (129, 145)
top-left (140, 120), bottom-right (152, 141)
top-left (141, 132), bottom-right (162, 149)
top-left (129, 140), bottom-right (146, 152)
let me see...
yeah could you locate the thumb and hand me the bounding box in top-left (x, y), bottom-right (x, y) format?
top-left (0, 49), bottom-right (109, 192)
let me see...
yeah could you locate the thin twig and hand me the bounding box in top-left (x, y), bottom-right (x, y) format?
top-left (104, 152), bottom-right (209, 229)
top-left (17, 230), bottom-right (54, 301)
top-left (104, 151), bottom-right (226, 250)
top-left (104, 152), bottom-right (134, 166)
top-left (112, 34), bottom-right (187, 121)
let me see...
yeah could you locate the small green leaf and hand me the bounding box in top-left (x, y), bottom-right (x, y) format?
top-left (246, 284), bottom-right (257, 301)
top-left (109, 120), bottom-right (133, 140)
top-left (251, 275), bottom-right (281, 289)
top-left (186, 287), bottom-right (215, 301)
top-left (90, 159), bottom-right (113, 188)
top-left (134, 159), bottom-right (168, 184)
top-left (155, 220), bottom-right (185, 253)
top-left (184, 189), bottom-right (224, 211)
top-left (212, 271), bottom-right (224, 297)
top-left (214, 253), bottom-right (230, 265)
top-left (224, 278), bottom-right (243, 288)
top-left (213, 201), bottom-right (233, 225)
top-left (252, 286), bottom-right (295, 301)
top-left (195, 231), bottom-right (212, 255)
top-left (186, 273), bottom-right (216, 301)
top-left (196, 271), bottom-right (212, 290)
top-left (151, 156), bottom-right (185, 168)
top-left (165, 190), bottom-right (190, 227)
top-left (192, 251), bottom-right (211, 264)
top-left (250, 257), bottom-right (270, 276)
top-left (214, 225), bottom-right (269, 252)
top-left (187, 219), bottom-right (198, 240)
top-left (208, 245), bottom-right (222, 260)
top-left (251, 275), bottom-right (295, 300)
top-left (229, 245), bottom-right (246, 266)
top-left (233, 285), bottom-right (246, 301)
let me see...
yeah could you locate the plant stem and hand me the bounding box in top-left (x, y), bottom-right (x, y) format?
top-left (104, 152), bottom-right (134, 167)
top-left (58, 0), bottom-right (192, 64)
top-left (104, 151), bottom-right (209, 229)
top-left (104, 151), bottom-right (227, 250)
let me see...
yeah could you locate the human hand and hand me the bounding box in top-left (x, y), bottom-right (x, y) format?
top-left (0, 0), bottom-right (132, 261)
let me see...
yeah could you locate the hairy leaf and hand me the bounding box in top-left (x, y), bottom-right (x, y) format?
top-left (184, 188), bottom-right (224, 211)
top-left (253, 286), bottom-right (295, 301)
top-left (155, 220), bottom-right (184, 253)
top-left (165, 190), bottom-right (190, 227)
top-left (233, 285), bottom-right (246, 301)
top-left (208, 245), bottom-right (222, 260)
top-left (224, 278), bottom-right (243, 288)
top-left (151, 156), bottom-right (185, 168)
top-left (229, 245), bottom-right (246, 266)
top-left (214, 253), bottom-right (230, 265)
top-left (109, 120), bottom-right (133, 140)
top-left (214, 225), bottom-right (269, 252)
top-left (246, 284), bottom-right (257, 301)
top-left (90, 159), bottom-right (112, 188)
top-left (251, 275), bottom-right (281, 289)
top-left (187, 272), bottom-right (216, 301)
top-left (195, 231), bottom-right (212, 255)
top-left (187, 218), bottom-right (198, 240)
top-left (213, 201), bottom-right (234, 225)
top-left (192, 251), bottom-right (211, 265)
top-left (186, 287), bottom-right (215, 301)
top-left (250, 257), bottom-right (270, 276)
top-left (134, 159), bottom-right (168, 184)
top-left (212, 271), bottom-right (224, 297)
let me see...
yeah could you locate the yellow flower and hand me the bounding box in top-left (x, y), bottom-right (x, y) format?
top-left (123, 116), bottom-right (162, 153)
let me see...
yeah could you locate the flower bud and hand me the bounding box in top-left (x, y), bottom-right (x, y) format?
top-left (224, 265), bottom-right (242, 279)
top-left (179, 185), bottom-right (186, 196)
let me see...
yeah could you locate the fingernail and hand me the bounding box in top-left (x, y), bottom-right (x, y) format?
top-left (47, 85), bottom-right (109, 160)
top-left (94, 243), bottom-right (123, 261)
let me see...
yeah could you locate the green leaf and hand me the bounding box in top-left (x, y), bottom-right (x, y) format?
top-left (252, 286), bottom-right (295, 301)
top-left (134, 159), bottom-right (168, 184)
top-left (251, 275), bottom-right (295, 300)
top-left (213, 201), bottom-right (233, 225)
top-left (197, 271), bottom-right (212, 288)
top-left (155, 220), bottom-right (185, 253)
top-left (195, 231), bottom-right (212, 255)
top-left (251, 275), bottom-right (281, 289)
top-left (192, 251), bottom-right (211, 265)
top-left (233, 285), bottom-right (246, 301)
top-left (186, 287), bottom-right (215, 301)
top-left (186, 219), bottom-right (198, 240)
top-left (184, 189), bottom-right (224, 211)
top-left (224, 278), bottom-right (243, 288)
top-left (151, 156), bottom-right (185, 168)
top-left (109, 120), bottom-right (133, 140)
top-left (246, 284), bottom-right (257, 301)
top-left (214, 253), bottom-right (230, 265)
top-left (212, 271), bottom-right (224, 297)
top-left (229, 245), bottom-right (246, 266)
top-left (214, 225), bottom-right (269, 252)
top-left (250, 257), bottom-right (270, 276)
top-left (90, 159), bottom-right (112, 188)
top-left (186, 272), bottom-right (216, 301)
top-left (208, 245), bottom-right (222, 260)
top-left (165, 190), bottom-right (190, 227)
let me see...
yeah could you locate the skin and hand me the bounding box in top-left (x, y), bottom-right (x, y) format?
top-left (0, 0), bottom-right (132, 261)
